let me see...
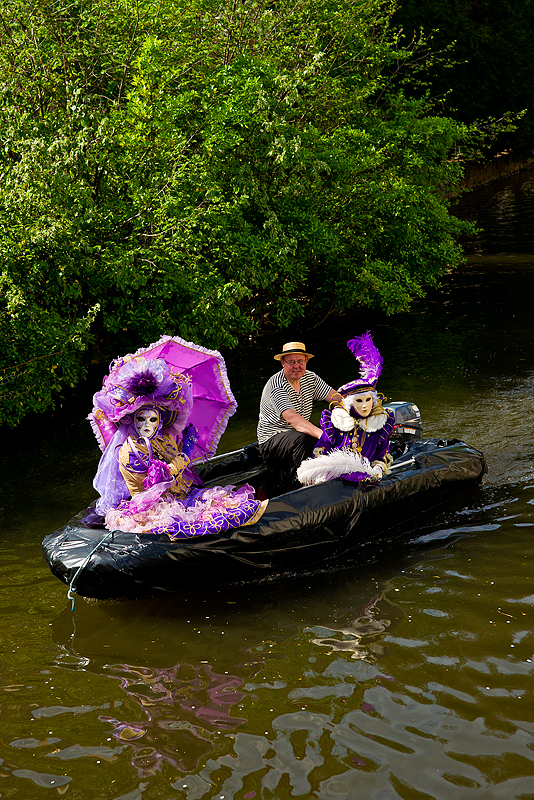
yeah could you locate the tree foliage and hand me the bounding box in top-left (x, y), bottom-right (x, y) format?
top-left (0, 0), bottom-right (497, 425)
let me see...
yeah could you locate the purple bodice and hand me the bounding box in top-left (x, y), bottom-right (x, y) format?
top-left (314, 407), bottom-right (395, 483)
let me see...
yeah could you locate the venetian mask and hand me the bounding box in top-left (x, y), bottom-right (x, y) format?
top-left (134, 407), bottom-right (161, 439)
top-left (352, 393), bottom-right (374, 418)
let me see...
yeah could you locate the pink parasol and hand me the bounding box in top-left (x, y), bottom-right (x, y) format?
top-left (135, 335), bottom-right (237, 462)
top-left (89, 335), bottom-right (237, 463)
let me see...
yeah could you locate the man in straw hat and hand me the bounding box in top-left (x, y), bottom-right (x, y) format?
top-left (257, 341), bottom-right (343, 490)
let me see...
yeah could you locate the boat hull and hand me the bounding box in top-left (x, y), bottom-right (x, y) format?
top-left (42, 438), bottom-right (487, 599)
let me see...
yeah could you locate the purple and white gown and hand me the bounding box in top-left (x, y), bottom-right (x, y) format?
top-left (88, 346), bottom-right (267, 540)
top-left (104, 432), bottom-right (266, 540)
top-left (297, 406), bottom-right (395, 485)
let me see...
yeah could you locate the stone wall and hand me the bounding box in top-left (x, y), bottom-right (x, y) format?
top-left (461, 150), bottom-right (534, 190)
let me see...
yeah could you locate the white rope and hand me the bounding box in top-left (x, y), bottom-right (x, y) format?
top-left (67, 530), bottom-right (115, 609)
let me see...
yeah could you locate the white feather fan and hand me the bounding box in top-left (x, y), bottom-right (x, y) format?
top-left (297, 448), bottom-right (373, 485)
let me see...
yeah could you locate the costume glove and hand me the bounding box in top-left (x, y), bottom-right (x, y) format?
top-left (181, 423), bottom-right (198, 458)
top-left (331, 406), bottom-right (355, 432)
top-left (369, 462), bottom-right (385, 481)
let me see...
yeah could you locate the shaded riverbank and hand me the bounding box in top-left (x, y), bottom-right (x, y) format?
top-left (461, 149), bottom-right (534, 190)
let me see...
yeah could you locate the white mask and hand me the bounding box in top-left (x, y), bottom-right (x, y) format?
top-left (134, 408), bottom-right (160, 438)
top-left (352, 393), bottom-right (374, 418)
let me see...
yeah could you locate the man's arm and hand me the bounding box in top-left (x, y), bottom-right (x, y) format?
top-left (280, 386), bottom-right (343, 439)
top-left (325, 388), bottom-right (344, 405)
top-left (282, 408), bottom-right (323, 438)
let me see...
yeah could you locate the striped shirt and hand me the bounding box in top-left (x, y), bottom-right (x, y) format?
top-left (257, 369), bottom-right (333, 444)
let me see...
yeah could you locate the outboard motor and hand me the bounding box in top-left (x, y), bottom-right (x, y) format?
top-left (386, 401), bottom-right (422, 459)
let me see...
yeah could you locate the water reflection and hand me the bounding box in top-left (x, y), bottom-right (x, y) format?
top-left (4, 492), bottom-right (534, 800)
top-left (456, 171), bottom-right (534, 256)
top-left (100, 662), bottom-right (246, 776)
top-left (39, 576), bottom-right (416, 794)
top-left (308, 591), bottom-right (402, 661)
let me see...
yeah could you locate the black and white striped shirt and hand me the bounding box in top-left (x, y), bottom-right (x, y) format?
top-left (257, 369), bottom-right (332, 444)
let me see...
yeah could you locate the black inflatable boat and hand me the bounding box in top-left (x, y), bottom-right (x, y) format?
top-left (42, 402), bottom-right (487, 599)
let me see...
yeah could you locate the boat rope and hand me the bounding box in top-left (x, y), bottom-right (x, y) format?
top-left (67, 530), bottom-right (115, 609)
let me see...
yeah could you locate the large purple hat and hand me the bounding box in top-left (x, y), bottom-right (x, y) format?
top-left (88, 334), bottom-right (238, 465)
top-left (338, 331), bottom-right (383, 395)
top-left (89, 354), bottom-right (193, 451)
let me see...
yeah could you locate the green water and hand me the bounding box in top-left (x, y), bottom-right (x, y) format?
top-left (2, 172), bottom-right (534, 799)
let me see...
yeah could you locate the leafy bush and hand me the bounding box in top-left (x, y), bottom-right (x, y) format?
top-left (0, 0), bottom-right (499, 424)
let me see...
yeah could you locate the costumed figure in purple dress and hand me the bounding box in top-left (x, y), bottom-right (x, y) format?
top-left (297, 332), bottom-right (395, 485)
top-left (88, 342), bottom-right (266, 539)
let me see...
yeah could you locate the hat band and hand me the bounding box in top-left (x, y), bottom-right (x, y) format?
top-left (340, 382), bottom-right (376, 395)
top-left (274, 342), bottom-right (313, 360)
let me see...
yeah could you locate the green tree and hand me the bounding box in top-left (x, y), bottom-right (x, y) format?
top-left (0, 0), bottom-right (497, 425)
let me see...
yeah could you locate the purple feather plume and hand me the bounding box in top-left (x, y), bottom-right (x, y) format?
top-left (124, 370), bottom-right (159, 396)
top-left (340, 331), bottom-right (383, 394)
top-left (119, 358), bottom-right (176, 398)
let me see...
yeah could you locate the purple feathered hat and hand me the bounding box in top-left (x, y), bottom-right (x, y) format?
top-left (88, 354), bottom-right (193, 452)
top-left (338, 331), bottom-right (383, 396)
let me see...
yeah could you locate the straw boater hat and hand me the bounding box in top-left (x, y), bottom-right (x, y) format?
top-left (274, 341), bottom-right (314, 361)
